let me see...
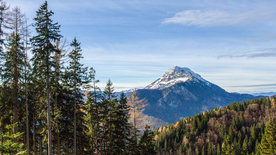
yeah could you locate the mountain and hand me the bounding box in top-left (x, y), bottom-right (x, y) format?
top-left (115, 88), bottom-right (136, 98)
top-left (145, 66), bottom-right (211, 90)
top-left (251, 92), bottom-right (276, 97)
top-left (135, 66), bottom-right (259, 125)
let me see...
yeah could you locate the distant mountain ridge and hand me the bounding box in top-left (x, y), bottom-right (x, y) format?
top-left (252, 92), bottom-right (276, 97)
top-left (134, 66), bottom-right (260, 126)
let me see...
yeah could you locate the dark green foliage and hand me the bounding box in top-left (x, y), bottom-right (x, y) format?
top-left (2, 31), bottom-right (26, 140)
top-left (101, 80), bottom-right (116, 154)
top-left (31, 1), bottom-right (61, 82)
top-left (2, 31), bottom-right (25, 88)
top-left (128, 125), bottom-right (140, 154)
top-left (155, 98), bottom-right (275, 155)
top-left (65, 38), bottom-right (89, 154)
top-left (112, 92), bottom-right (131, 154)
top-left (139, 125), bottom-right (156, 155)
top-left (85, 68), bottom-right (102, 154)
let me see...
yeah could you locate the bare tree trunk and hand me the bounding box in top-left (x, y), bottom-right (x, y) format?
top-left (54, 42), bottom-right (62, 155)
top-left (33, 117), bottom-right (36, 155)
top-left (94, 82), bottom-right (100, 154)
top-left (74, 93), bottom-right (77, 155)
top-left (12, 7), bottom-right (20, 139)
top-left (67, 144), bottom-right (70, 155)
top-left (25, 78), bottom-right (30, 155)
top-left (39, 135), bottom-right (42, 155)
top-left (13, 88), bottom-right (18, 134)
top-left (1, 132), bottom-right (3, 155)
top-left (24, 18), bottom-right (30, 155)
top-left (57, 131), bottom-right (61, 155)
top-left (46, 48), bottom-right (52, 155)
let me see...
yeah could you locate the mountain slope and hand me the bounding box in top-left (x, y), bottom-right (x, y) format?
top-left (135, 66), bottom-right (259, 124)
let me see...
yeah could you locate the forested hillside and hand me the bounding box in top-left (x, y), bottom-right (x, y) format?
top-left (0, 1), bottom-right (155, 154)
top-left (154, 97), bottom-right (276, 155)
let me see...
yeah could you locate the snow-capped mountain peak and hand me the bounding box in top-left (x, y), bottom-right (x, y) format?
top-left (145, 66), bottom-right (210, 90)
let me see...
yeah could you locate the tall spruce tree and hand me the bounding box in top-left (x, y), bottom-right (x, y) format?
top-left (85, 68), bottom-right (102, 154)
top-left (0, 0), bottom-right (8, 78)
top-left (112, 92), bottom-right (131, 154)
top-left (30, 1), bottom-right (61, 154)
top-left (0, 3), bottom-right (9, 144)
top-left (2, 31), bottom-right (25, 135)
top-left (139, 125), bottom-right (155, 155)
top-left (101, 80), bottom-right (116, 154)
top-left (2, 7), bottom-right (27, 140)
top-left (60, 76), bottom-right (75, 154)
top-left (66, 38), bottom-right (88, 154)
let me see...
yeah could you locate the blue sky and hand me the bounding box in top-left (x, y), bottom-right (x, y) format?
top-left (8, 0), bottom-right (276, 93)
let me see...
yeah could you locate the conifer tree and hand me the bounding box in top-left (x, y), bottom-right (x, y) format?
top-left (2, 32), bottom-right (25, 138)
top-left (66, 37), bottom-right (88, 154)
top-left (2, 7), bottom-right (27, 138)
top-left (30, 1), bottom-right (61, 154)
top-left (23, 17), bottom-right (31, 155)
top-left (242, 136), bottom-right (248, 154)
top-left (231, 139), bottom-right (241, 155)
top-left (207, 143), bottom-right (212, 155)
top-left (0, 0), bottom-right (8, 77)
top-left (139, 125), bottom-right (155, 155)
top-left (201, 146), bottom-right (205, 155)
top-left (257, 119), bottom-right (276, 154)
top-left (101, 80), bottom-right (116, 154)
top-left (222, 136), bottom-right (231, 155)
top-left (85, 68), bottom-right (102, 154)
top-left (112, 92), bottom-right (131, 154)
top-left (52, 40), bottom-right (67, 155)
top-left (1, 7), bottom-right (29, 151)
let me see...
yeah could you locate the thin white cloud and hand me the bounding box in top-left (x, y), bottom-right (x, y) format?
top-left (162, 9), bottom-right (275, 26)
top-left (218, 48), bottom-right (276, 59)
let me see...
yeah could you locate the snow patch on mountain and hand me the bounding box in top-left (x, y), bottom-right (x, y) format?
top-left (145, 66), bottom-right (211, 90)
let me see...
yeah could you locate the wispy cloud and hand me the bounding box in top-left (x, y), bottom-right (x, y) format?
top-left (162, 8), bottom-right (275, 26)
top-left (243, 34), bottom-right (276, 42)
top-left (218, 48), bottom-right (276, 59)
top-left (229, 83), bottom-right (276, 88)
